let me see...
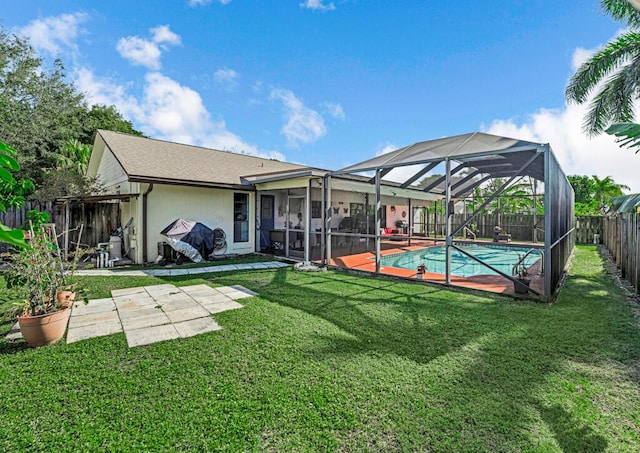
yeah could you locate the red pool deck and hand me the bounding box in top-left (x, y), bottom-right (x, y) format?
top-left (330, 241), bottom-right (544, 297)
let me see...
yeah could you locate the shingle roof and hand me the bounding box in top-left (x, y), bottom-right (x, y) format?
top-left (97, 130), bottom-right (307, 187)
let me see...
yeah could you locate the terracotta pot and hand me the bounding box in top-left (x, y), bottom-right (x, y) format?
top-left (56, 291), bottom-right (76, 308)
top-left (18, 308), bottom-right (71, 347)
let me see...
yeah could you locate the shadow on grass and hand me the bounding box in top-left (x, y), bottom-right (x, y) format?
top-left (0, 339), bottom-right (31, 355)
top-left (0, 247), bottom-right (634, 450)
top-left (539, 404), bottom-right (607, 452)
top-left (250, 268), bottom-right (512, 364)
top-left (202, 247), bottom-right (637, 449)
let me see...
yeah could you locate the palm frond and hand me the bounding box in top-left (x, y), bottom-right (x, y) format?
top-left (583, 59), bottom-right (639, 135)
top-left (605, 122), bottom-right (640, 152)
top-left (601, 0), bottom-right (640, 28)
top-left (566, 31), bottom-right (640, 103)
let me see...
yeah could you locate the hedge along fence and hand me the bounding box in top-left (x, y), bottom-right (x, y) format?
top-left (0, 201), bottom-right (120, 254)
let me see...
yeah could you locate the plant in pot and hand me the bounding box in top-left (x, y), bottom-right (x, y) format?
top-left (513, 259), bottom-right (531, 294)
top-left (29, 211), bottom-right (87, 308)
top-left (54, 228), bottom-right (87, 309)
top-left (5, 224), bottom-right (71, 346)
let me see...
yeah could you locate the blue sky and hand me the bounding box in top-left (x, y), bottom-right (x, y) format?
top-left (3, 1), bottom-right (638, 191)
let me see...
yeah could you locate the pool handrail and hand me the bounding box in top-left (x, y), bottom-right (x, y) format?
top-left (462, 226), bottom-right (476, 240)
top-left (511, 248), bottom-right (544, 276)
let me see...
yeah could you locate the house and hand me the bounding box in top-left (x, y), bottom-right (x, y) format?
top-left (88, 130), bottom-right (306, 264)
top-left (89, 129), bottom-right (574, 298)
top-left (87, 130), bottom-right (437, 264)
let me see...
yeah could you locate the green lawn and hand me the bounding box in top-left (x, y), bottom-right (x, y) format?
top-left (1, 245), bottom-right (638, 451)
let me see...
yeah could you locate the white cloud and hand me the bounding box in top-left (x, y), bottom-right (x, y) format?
top-left (188, 0), bottom-right (231, 7)
top-left (140, 72), bottom-right (214, 141)
top-left (300, 0), bottom-right (336, 11)
top-left (76, 68), bottom-right (283, 160)
top-left (116, 25), bottom-right (181, 70)
top-left (138, 73), bottom-right (283, 159)
top-left (117, 37), bottom-right (163, 70)
top-left (484, 100), bottom-right (640, 193)
top-left (570, 28), bottom-right (629, 72)
top-left (18, 12), bottom-right (87, 57)
top-left (270, 88), bottom-right (327, 147)
top-left (483, 38), bottom-right (640, 194)
top-left (213, 68), bottom-right (239, 90)
top-left (150, 25), bottom-right (182, 46)
top-left (324, 102), bottom-right (345, 120)
top-left (376, 143), bottom-right (398, 156)
top-left (75, 67), bottom-right (143, 121)
top-left (571, 47), bottom-right (596, 72)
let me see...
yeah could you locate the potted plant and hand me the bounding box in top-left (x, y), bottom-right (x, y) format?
top-left (416, 263), bottom-right (427, 279)
top-left (513, 259), bottom-right (531, 294)
top-left (5, 223), bottom-right (71, 346)
top-left (55, 225), bottom-right (87, 308)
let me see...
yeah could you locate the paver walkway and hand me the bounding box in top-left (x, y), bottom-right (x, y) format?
top-left (74, 260), bottom-right (290, 277)
top-left (6, 283), bottom-right (259, 348)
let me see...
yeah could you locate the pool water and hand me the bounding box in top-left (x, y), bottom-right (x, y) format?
top-left (379, 244), bottom-right (542, 277)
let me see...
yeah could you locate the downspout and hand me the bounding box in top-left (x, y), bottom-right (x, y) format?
top-left (142, 183), bottom-right (154, 264)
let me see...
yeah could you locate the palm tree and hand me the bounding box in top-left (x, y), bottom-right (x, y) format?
top-left (54, 139), bottom-right (92, 175)
top-left (592, 175), bottom-right (630, 212)
top-left (565, 1), bottom-right (640, 136)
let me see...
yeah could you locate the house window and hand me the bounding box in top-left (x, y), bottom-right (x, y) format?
top-left (311, 200), bottom-right (322, 219)
top-left (234, 193), bottom-right (249, 242)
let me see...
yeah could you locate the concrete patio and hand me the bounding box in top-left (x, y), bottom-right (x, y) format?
top-left (6, 283), bottom-right (259, 348)
top-left (6, 261), bottom-right (292, 348)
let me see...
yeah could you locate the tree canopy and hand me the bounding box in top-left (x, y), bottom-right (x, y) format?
top-left (568, 174), bottom-right (630, 215)
top-left (0, 26), bottom-right (142, 200)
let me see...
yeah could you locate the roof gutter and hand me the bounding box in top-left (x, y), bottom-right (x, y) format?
top-left (142, 183), bottom-right (154, 263)
top-left (241, 169), bottom-right (327, 184)
top-left (129, 175), bottom-right (254, 191)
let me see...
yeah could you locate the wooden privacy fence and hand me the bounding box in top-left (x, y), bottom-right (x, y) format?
top-left (418, 213), bottom-right (600, 244)
top-left (575, 216), bottom-right (603, 244)
top-left (416, 213), bottom-right (546, 242)
top-left (603, 213), bottom-right (640, 294)
top-left (0, 201), bottom-right (120, 253)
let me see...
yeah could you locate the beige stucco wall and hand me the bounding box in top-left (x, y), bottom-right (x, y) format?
top-left (145, 184), bottom-right (255, 262)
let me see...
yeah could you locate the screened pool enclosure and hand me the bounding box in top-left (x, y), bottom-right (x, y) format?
top-left (320, 132), bottom-right (575, 298)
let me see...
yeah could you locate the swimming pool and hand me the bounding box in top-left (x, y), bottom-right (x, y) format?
top-left (379, 244), bottom-right (543, 277)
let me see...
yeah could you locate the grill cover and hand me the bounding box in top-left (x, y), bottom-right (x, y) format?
top-left (160, 218), bottom-right (215, 263)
